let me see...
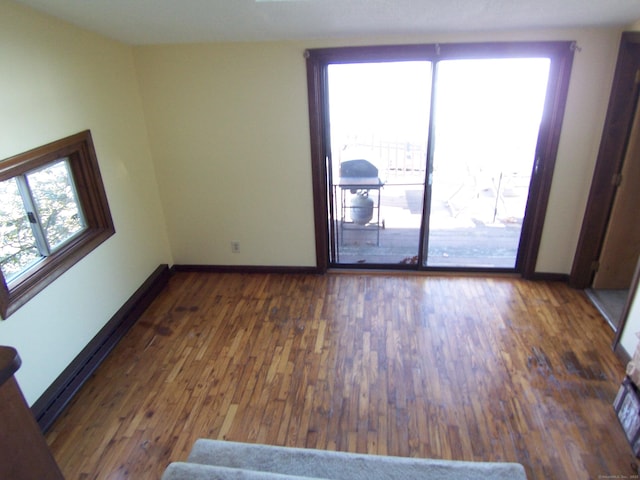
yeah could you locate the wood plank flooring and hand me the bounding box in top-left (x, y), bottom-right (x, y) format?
top-left (45, 272), bottom-right (638, 479)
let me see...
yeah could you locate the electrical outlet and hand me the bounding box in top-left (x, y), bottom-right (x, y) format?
top-left (231, 241), bottom-right (240, 253)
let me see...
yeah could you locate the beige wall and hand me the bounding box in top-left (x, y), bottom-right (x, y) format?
top-left (135, 42), bottom-right (316, 266)
top-left (134, 28), bottom-right (622, 273)
top-left (0, 0), bottom-right (172, 404)
top-left (621, 291), bottom-right (640, 357)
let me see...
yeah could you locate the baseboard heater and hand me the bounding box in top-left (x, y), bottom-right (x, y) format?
top-left (31, 264), bottom-right (170, 432)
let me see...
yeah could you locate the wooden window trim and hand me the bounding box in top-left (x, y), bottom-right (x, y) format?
top-left (0, 131), bottom-right (115, 318)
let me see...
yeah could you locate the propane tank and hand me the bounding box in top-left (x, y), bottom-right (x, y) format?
top-left (350, 190), bottom-right (374, 225)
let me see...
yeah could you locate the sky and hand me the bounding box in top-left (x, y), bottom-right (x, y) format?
top-left (328, 58), bottom-right (550, 176)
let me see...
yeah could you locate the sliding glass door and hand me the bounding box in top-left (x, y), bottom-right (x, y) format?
top-left (424, 58), bottom-right (550, 268)
top-left (327, 61), bottom-right (431, 265)
top-left (306, 42), bottom-right (574, 274)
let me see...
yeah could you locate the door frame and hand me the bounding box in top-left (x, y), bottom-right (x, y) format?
top-left (571, 32), bottom-right (640, 289)
top-left (306, 41), bottom-right (575, 275)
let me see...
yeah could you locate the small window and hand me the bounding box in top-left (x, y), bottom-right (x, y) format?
top-left (0, 131), bottom-right (115, 318)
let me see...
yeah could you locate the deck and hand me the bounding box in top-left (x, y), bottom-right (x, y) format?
top-left (334, 173), bottom-right (526, 268)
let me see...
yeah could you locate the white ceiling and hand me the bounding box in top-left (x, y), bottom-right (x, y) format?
top-left (12, 0), bottom-right (640, 45)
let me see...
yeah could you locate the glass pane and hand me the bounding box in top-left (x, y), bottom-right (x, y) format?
top-left (425, 58), bottom-right (550, 268)
top-left (328, 61), bottom-right (432, 265)
top-left (0, 178), bottom-right (41, 281)
top-left (27, 159), bottom-right (86, 251)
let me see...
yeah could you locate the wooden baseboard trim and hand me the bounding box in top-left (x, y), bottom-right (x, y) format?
top-left (528, 272), bottom-right (570, 282)
top-left (172, 264), bottom-right (321, 274)
top-left (614, 342), bottom-right (632, 366)
top-left (172, 265), bottom-right (570, 282)
top-left (31, 264), bottom-right (171, 433)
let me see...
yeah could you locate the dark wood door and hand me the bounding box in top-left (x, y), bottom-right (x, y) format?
top-left (571, 32), bottom-right (640, 288)
top-left (593, 98), bottom-right (640, 289)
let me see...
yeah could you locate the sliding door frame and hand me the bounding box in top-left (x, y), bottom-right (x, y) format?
top-left (306, 41), bottom-right (575, 276)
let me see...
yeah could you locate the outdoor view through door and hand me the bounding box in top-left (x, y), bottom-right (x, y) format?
top-left (328, 58), bottom-right (549, 268)
top-left (426, 58), bottom-right (550, 268)
top-left (328, 61), bottom-right (431, 266)
top-left (306, 42), bottom-right (574, 273)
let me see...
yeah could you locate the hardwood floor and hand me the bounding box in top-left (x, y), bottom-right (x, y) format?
top-left (45, 272), bottom-right (637, 479)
